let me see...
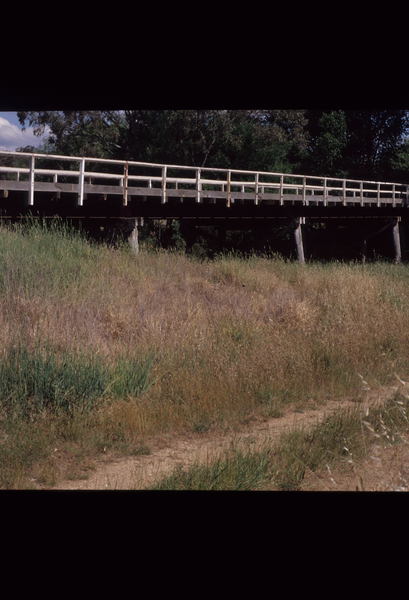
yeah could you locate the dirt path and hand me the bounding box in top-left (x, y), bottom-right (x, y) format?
top-left (50, 385), bottom-right (399, 490)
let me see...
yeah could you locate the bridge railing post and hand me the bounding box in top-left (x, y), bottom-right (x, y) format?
top-left (161, 166), bottom-right (167, 204)
top-left (123, 162), bottom-right (129, 206)
top-left (280, 175), bottom-right (284, 205)
top-left (227, 170), bottom-right (231, 207)
top-left (196, 168), bottom-right (201, 203)
top-left (28, 155), bottom-right (35, 206)
top-left (78, 158), bottom-right (85, 206)
top-left (53, 173), bottom-right (61, 200)
top-left (255, 172), bottom-right (259, 205)
top-left (360, 181), bottom-right (364, 207)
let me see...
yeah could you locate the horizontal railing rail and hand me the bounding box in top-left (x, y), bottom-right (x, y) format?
top-left (0, 149), bottom-right (408, 208)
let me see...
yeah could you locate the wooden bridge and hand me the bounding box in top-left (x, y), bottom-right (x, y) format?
top-left (1, 150), bottom-right (408, 261)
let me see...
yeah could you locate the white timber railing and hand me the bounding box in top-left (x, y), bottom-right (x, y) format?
top-left (0, 149), bottom-right (408, 208)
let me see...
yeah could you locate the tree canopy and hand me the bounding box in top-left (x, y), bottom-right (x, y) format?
top-left (17, 109), bottom-right (409, 182)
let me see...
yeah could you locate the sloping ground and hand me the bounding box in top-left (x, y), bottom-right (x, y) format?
top-left (49, 386), bottom-right (399, 491)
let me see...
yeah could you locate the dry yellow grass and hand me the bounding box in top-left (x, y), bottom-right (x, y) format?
top-left (2, 222), bottom-right (409, 487)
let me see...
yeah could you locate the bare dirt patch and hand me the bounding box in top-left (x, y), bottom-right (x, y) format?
top-left (49, 385), bottom-right (399, 491)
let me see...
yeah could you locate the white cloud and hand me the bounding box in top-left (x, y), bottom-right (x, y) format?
top-left (0, 116), bottom-right (49, 151)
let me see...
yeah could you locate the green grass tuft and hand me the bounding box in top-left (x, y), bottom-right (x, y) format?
top-left (109, 355), bottom-right (155, 399)
top-left (151, 447), bottom-right (273, 491)
top-left (0, 344), bottom-right (154, 418)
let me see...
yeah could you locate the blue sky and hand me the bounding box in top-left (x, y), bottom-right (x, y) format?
top-left (0, 112), bottom-right (49, 151)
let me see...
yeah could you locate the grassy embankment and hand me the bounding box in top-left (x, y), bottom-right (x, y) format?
top-left (1, 220), bottom-right (409, 488)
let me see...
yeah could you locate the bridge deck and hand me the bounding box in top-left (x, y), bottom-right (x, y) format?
top-left (0, 150), bottom-right (408, 218)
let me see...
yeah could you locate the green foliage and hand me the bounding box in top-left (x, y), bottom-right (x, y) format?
top-left (152, 447), bottom-right (273, 490)
top-left (342, 110), bottom-right (409, 180)
top-left (0, 345), bottom-right (154, 418)
top-left (389, 140), bottom-right (409, 182)
top-left (0, 345), bottom-right (107, 416)
top-left (17, 111), bottom-right (125, 158)
top-left (302, 110), bottom-right (409, 180)
top-left (308, 111), bottom-right (348, 175)
top-left (109, 355), bottom-right (155, 398)
top-left (16, 109), bottom-right (409, 184)
top-left (190, 238), bottom-right (210, 260)
top-left (162, 220), bottom-right (187, 252)
top-left (0, 218), bottom-right (96, 297)
top-left (17, 109), bottom-right (310, 173)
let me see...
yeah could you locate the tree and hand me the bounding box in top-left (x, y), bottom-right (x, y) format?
top-left (342, 110), bottom-right (409, 180)
top-left (388, 138), bottom-right (409, 183)
top-left (302, 110), bottom-right (409, 181)
top-left (303, 110), bottom-right (348, 176)
top-left (16, 110), bottom-right (310, 174)
top-left (17, 111), bottom-right (125, 158)
top-left (115, 110), bottom-right (235, 166)
top-left (18, 109), bottom-right (409, 182)
top-left (221, 110), bottom-right (309, 172)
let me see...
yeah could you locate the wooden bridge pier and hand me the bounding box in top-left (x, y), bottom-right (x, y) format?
top-left (128, 217), bottom-right (144, 254)
top-left (392, 218), bottom-right (402, 263)
top-left (294, 217), bottom-right (306, 264)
